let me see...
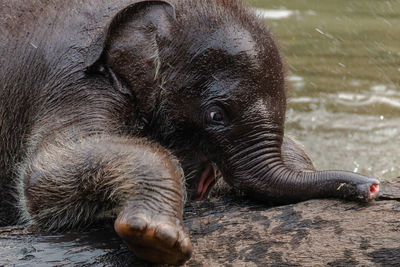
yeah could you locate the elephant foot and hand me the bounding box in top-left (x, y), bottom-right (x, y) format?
top-left (114, 213), bottom-right (192, 265)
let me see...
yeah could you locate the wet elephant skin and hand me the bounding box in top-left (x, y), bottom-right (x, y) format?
top-left (0, 0), bottom-right (379, 264)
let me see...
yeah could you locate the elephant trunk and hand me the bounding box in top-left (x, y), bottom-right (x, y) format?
top-left (221, 130), bottom-right (380, 203)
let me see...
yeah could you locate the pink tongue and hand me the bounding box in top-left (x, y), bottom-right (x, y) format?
top-left (195, 164), bottom-right (215, 201)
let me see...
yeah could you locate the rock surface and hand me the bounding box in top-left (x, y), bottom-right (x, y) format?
top-left (1, 180), bottom-right (399, 266)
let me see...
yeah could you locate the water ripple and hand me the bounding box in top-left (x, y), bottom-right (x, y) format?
top-left (337, 93), bottom-right (400, 110)
top-left (254, 8), bottom-right (295, 19)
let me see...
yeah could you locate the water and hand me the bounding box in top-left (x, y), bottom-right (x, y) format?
top-left (251, 0), bottom-right (400, 180)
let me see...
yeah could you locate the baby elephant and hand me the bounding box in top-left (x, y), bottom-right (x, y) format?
top-left (0, 0), bottom-right (380, 264)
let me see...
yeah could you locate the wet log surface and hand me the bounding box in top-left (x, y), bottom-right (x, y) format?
top-left (1, 180), bottom-right (399, 266)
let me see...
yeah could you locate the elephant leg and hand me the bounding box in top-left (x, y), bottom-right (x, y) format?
top-left (18, 133), bottom-right (192, 265)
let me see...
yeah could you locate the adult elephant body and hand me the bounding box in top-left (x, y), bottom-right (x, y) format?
top-left (0, 0), bottom-right (379, 264)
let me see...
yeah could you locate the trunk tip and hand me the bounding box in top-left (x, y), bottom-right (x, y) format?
top-left (369, 183), bottom-right (380, 199)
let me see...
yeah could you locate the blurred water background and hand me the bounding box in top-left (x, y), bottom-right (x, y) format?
top-left (250, 0), bottom-right (400, 180)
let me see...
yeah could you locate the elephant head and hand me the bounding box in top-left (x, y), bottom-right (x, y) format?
top-left (90, 0), bottom-right (379, 204)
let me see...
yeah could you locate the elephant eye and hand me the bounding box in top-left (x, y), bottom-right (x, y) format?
top-left (205, 106), bottom-right (226, 126)
top-left (210, 111), bottom-right (223, 122)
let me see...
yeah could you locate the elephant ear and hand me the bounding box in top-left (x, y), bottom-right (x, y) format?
top-left (84, 0), bottom-right (175, 70)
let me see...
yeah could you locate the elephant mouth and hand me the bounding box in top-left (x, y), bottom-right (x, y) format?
top-left (194, 162), bottom-right (219, 201)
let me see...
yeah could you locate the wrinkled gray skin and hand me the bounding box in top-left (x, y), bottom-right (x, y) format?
top-left (0, 0), bottom-right (380, 265)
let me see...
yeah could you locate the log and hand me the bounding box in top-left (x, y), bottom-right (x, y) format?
top-left (1, 180), bottom-right (399, 266)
